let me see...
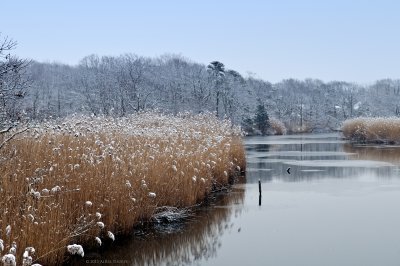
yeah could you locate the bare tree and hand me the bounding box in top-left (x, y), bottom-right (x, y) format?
top-left (0, 34), bottom-right (30, 133)
top-left (117, 54), bottom-right (151, 113)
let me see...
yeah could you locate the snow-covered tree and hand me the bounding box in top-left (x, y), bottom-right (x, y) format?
top-left (17, 51), bottom-right (400, 134)
top-left (254, 101), bottom-right (270, 135)
top-left (207, 61), bottom-right (225, 118)
top-left (0, 34), bottom-right (30, 133)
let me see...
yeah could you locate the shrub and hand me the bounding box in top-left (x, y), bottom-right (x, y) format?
top-left (268, 118), bottom-right (287, 135)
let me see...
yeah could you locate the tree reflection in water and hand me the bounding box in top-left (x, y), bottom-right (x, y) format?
top-left (72, 182), bottom-right (245, 266)
top-left (343, 143), bottom-right (400, 165)
top-left (245, 140), bottom-right (398, 183)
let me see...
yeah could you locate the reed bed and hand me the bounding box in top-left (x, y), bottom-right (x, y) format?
top-left (342, 117), bottom-right (400, 143)
top-left (0, 112), bottom-right (245, 265)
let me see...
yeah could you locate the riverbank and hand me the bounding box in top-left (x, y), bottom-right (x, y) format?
top-left (68, 183), bottom-right (246, 265)
top-left (0, 112), bottom-right (245, 265)
top-left (342, 117), bottom-right (400, 143)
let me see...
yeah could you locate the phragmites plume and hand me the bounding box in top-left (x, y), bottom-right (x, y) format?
top-left (107, 231), bottom-right (115, 241)
top-left (51, 185), bottom-right (61, 194)
top-left (1, 254), bottom-right (16, 266)
top-left (95, 237), bottom-right (102, 246)
top-left (5, 225), bottom-right (11, 237)
top-left (67, 244), bottom-right (84, 257)
top-left (97, 222), bottom-right (105, 229)
top-left (41, 188), bottom-right (49, 196)
top-left (22, 247), bottom-right (35, 266)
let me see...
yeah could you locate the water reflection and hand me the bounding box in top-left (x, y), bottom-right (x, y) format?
top-left (343, 143), bottom-right (400, 165)
top-left (245, 134), bottom-right (399, 183)
top-left (253, 143), bottom-right (270, 153)
top-left (237, 133), bottom-right (400, 266)
top-left (73, 185), bottom-right (245, 265)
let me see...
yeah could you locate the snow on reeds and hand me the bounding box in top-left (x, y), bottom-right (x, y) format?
top-left (342, 117), bottom-right (400, 143)
top-left (0, 112), bottom-right (245, 265)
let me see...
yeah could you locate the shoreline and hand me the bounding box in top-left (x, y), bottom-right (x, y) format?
top-left (66, 171), bottom-right (245, 265)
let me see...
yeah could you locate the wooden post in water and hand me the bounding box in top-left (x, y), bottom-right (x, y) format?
top-left (258, 179), bottom-right (262, 206)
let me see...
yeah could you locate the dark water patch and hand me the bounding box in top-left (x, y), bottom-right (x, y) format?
top-left (246, 168), bottom-right (273, 172)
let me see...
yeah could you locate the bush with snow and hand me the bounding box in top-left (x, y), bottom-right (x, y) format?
top-left (269, 118), bottom-right (287, 135)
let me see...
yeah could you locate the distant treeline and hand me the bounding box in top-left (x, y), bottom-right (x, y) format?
top-left (17, 54), bottom-right (400, 132)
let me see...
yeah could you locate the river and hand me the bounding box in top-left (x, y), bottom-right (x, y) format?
top-left (82, 133), bottom-right (400, 266)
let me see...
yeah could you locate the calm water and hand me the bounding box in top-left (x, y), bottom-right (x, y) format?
top-left (83, 133), bottom-right (400, 266)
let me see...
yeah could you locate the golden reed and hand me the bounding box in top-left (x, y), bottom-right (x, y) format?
top-left (0, 112), bottom-right (245, 265)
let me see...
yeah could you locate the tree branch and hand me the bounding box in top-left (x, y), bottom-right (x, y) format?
top-left (0, 127), bottom-right (30, 150)
top-left (0, 126), bottom-right (12, 134)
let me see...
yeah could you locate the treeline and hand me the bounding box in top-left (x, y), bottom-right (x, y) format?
top-left (7, 52), bottom-right (400, 133)
top-left (25, 55), bottom-right (249, 125)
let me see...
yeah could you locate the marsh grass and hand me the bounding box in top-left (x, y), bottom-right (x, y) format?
top-left (0, 112), bottom-right (245, 265)
top-left (342, 117), bottom-right (400, 143)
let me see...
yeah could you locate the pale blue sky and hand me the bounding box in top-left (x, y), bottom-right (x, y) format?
top-left (1, 0), bottom-right (399, 83)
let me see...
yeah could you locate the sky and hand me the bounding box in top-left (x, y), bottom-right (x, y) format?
top-left (1, 0), bottom-right (400, 83)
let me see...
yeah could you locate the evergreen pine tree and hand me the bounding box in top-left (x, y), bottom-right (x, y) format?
top-left (254, 101), bottom-right (270, 135)
top-left (241, 117), bottom-right (254, 135)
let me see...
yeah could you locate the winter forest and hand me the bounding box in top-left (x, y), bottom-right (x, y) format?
top-left (2, 38), bottom-right (400, 135)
